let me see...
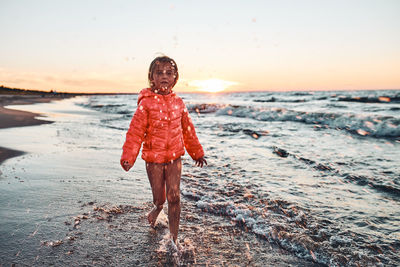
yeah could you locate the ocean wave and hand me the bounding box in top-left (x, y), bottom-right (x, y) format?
top-left (186, 103), bottom-right (223, 114)
top-left (181, 174), bottom-right (398, 266)
top-left (216, 106), bottom-right (400, 139)
top-left (247, 90), bottom-right (400, 105)
top-left (272, 146), bottom-right (400, 197)
top-left (253, 97), bottom-right (310, 103)
top-left (80, 101), bottom-right (133, 116)
top-left (217, 123), bottom-right (269, 139)
top-left (292, 92), bottom-right (314, 96)
top-left (336, 95), bottom-right (400, 104)
top-left (184, 102), bottom-right (400, 138)
top-left (88, 103), bottom-right (126, 110)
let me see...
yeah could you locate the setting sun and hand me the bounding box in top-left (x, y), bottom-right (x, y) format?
top-left (189, 79), bottom-right (238, 93)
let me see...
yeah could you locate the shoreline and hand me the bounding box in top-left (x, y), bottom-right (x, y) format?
top-left (0, 94), bottom-right (72, 165)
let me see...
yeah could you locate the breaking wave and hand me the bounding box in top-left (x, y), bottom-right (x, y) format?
top-left (181, 172), bottom-right (400, 266)
top-left (336, 95), bottom-right (400, 104)
top-left (272, 146), bottom-right (400, 197)
top-left (216, 105), bottom-right (400, 139)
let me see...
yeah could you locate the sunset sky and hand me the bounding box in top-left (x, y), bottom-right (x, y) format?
top-left (1, 0), bottom-right (399, 93)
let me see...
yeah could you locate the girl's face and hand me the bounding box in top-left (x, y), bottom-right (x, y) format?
top-left (151, 62), bottom-right (177, 94)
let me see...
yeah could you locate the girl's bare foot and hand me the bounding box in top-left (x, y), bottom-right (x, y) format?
top-left (147, 206), bottom-right (162, 227)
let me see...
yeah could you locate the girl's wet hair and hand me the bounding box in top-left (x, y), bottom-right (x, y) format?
top-left (148, 56), bottom-right (179, 88)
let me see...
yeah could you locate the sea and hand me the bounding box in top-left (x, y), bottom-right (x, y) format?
top-left (1, 89), bottom-right (399, 266)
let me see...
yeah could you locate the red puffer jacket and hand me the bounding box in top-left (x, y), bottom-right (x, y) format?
top-left (121, 88), bottom-right (204, 165)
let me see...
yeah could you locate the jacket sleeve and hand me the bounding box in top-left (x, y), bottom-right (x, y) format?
top-left (121, 101), bottom-right (148, 166)
top-left (181, 105), bottom-right (204, 160)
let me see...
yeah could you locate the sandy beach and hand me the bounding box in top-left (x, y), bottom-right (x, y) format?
top-left (0, 95), bottom-right (69, 164)
top-left (0, 94), bottom-right (321, 266)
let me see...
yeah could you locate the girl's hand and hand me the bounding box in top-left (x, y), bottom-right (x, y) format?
top-left (195, 157), bottom-right (207, 168)
top-left (121, 160), bottom-right (133, 172)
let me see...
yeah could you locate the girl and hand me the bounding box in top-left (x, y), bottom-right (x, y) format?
top-left (120, 56), bottom-right (207, 244)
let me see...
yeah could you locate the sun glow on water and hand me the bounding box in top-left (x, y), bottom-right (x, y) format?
top-left (189, 79), bottom-right (238, 93)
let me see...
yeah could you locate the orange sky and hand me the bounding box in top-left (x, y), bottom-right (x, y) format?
top-left (1, 1), bottom-right (399, 93)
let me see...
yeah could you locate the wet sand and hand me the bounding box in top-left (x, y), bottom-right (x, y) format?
top-left (0, 146), bottom-right (24, 165)
top-left (32, 200), bottom-right (321, 266)
top-left (0, 105), bottom-right (51, 130)
top-left (0, 94), bottom-right (69, 164)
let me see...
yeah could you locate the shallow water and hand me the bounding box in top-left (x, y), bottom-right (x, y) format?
top-left (1, 90), bottom-right (399, 266)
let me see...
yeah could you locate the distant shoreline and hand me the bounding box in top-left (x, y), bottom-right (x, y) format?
top-left (0, 85), bottom-right (137, 96)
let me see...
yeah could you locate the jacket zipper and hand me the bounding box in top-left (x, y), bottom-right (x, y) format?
top-left (166, 97), bottom-right (171, 161)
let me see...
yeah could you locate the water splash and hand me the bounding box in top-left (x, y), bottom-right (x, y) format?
top-left (156, 233), bottom-right (196, 266)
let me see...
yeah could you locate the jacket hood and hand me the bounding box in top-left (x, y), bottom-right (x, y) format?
top-left (137, 88), bottom-right (176, 105)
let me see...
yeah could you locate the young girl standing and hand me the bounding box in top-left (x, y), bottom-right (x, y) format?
top-left (120, 56), bottom-right (207, 244)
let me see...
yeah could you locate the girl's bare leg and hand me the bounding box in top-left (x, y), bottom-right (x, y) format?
top-left (146, 162), bottom-right (166, 227)
top-left (165, 158), bottom-right (182, 243)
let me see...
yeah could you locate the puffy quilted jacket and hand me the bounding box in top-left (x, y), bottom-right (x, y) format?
top-left (121, 88), bottom-right (204, 165)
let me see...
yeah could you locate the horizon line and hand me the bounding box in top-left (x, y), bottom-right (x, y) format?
top-left (1, 85), bottom-right (399, 95)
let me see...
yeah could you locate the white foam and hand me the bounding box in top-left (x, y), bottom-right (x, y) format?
top-left (155, 209), bottom-right (169, 228)
top-left (156, 232), bottom-right (196, 266)
top-left (157, 233), bottom-right (181, 265)
top-left (217, 106), bottom-right (400, 138)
